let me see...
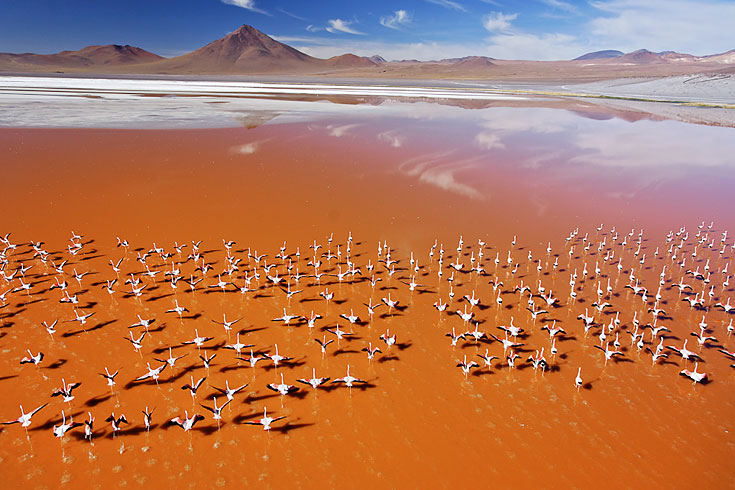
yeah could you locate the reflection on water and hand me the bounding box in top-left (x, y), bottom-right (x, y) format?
top-left (398, 151), bottom-right (485, 200)
top-left (277, 105), bottom-right (735, 214)
top-left (4, 76), bottom-right (732, 130)
top-left (0, 76), bottom-right (528, 129)
top-left (1, 92), bottom-right (730, 241)
top-left (471, 107), bottom-right (735, 169)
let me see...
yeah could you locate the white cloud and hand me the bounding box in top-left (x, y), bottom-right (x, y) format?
top-left (284, 0), bottom-right (735, 61)
top-left (399, 152), bottom-right (484, 199)
top-left (326, 19), bottom-right (365, 35)
top-left (426, 0), bottom-right (467, 12)
top-left (479, 11), bottom-right (591, 59)
top-left (474, 106), bottom-right (735, 170)
top-left (480, 109), bottom-right (571, 133)
top-left (293, 38), bottom-right (492, 61)
top-left (295, 33), bottom-right (578, 61)
top-left (380, 10), bottom-right (412, 30)
top-left (288, 32), bottom-right (587, 61)
top-left (482, 12), bottom-right (517, 32)
top-left (572, 120), bottom-right (735, 168)
top-left (220, 0), bottom-right (269, 15)
top-left (276, 35), bottom-right (326, 44)
top-left (588, 0), bottom-right (735, 55)
top-left (473, 108), bottom-right (575, 152)
top-left (378, 130), bottom-right (405, 147)
top-left (419, 163), bottom-right (483, 199)
top-left (474, 132), bottom-right (505, 150)
top-left (232, 141), bottom-right (259, 154)
top-left (277, 8), bottom-right (307, 21)
top-left (306, 25), bottom-right (321, 33)
top-left (484, 32), bottom-right (586, 60)
top-left (327, 123), bottom-right (361, 137)
top-left (541, 0), bottom-right (580, 14)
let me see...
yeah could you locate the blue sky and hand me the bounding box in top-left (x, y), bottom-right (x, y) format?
top-left (1, 0), bottom-right (733, 60)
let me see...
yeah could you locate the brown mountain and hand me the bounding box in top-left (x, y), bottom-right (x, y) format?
top-left (701, 49), bottom-right (735, 64)
top-left (658, 51), bottom-right (696, 62)
top-left (62, 45), bottom-right (163, 65)
top-left (573, 50), bottom-right (623, 61)
top-left (449, 56), bottom-right (495, 69)
top-left (0, 25), bottom-right (732, 79)
top-left (137, 25), bottom-right (377, 74)
top-left (617, 49), bottom-right (665, 63)
top-left (325, 54), bottom-right (376, 69)
top-left (0, 44), bottom-right (162, 71)
top-left (0, 25), bottom-right (376, 74)
top-left (152, 25), bottom-right (317, 73)
top-left (610, 49), bottom-right (699, 64)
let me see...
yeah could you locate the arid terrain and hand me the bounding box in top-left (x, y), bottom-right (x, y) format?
top-left (1, 25), bottom-right (734, 83)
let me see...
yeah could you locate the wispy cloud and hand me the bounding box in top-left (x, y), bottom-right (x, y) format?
top-left (326, 19), bottom-right (365, 35)
top-left (474, 132), bottom-right (505, 150)
top-left (479, 11), bottom-right (589, 60)
top-left (482, 12), bottom-right (518, 32)
top-left (380, 10), bottom-right (412, 30)
top-left (290, 36), bottom-right (490, 61)
top-left (232, 141), bottom-right (260, 155)
top-left (327, 123), bottom-right (361, 137)
top-left (378, 130), bottom-right (405, 147)
top-left (572, 120), bottom-right (735, 168)
top-left (481, 109), bottom-right (569, 133)
top-left (399, 151), bottom-right (484, 200)
top-left (541, 0), bottom-right (580, 14)
top-left (277, 8), bottom-right (307, 21)
top-left (588, 0), bottom-right (735, 55)
top-left (485, 31), bottom-right (584, 60)
top-left (426, 0), bottom-right (467, 12)
top-left (285, 0), bottom-right (735, 61)
top-left (291, 32), bottom-right (585, 61)
top-left (275, 35), bottom-right (326, 44)
top-left (220, 0), bottom-right (270, 15)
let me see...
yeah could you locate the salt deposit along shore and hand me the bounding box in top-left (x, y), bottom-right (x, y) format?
top-left (0, 74), bottom-right (733, 128)
top-left (560, 73), bottom-right (735, 127)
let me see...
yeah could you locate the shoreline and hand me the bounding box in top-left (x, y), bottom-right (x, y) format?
top-left (1, 73), bottom-right (734, 128)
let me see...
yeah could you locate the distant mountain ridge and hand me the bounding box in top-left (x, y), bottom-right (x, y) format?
top-left (0, 25), bottom-right (376, 73)
top-left (63, 45), bottom-right (164, 64)
top-left (439, 56), bottom-right (495, 67)
top-left (0, 25), bottom-right (733, 77)
top-left (325, 53), bottom-right (376, 68)
top-left (0, 44), bottom-right (162, 70)
top-left (574, 48), bottom-right (735, 64)
top-left (574, 50), bottom-right (623, 61)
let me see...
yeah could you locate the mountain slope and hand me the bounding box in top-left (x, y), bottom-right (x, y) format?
top-left (144, 25), bottom-right (376, 73)
top-left (0, 44), bottom-right (162, 71)
top-left (158, 25), bottom-right (316, 72)
top-left (324, 53), bottom-right (377, 69)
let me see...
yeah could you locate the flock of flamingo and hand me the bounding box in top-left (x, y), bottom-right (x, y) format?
top-left (1, 221), bottom-right (733, 446)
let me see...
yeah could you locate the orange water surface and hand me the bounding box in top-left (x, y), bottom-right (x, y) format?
top-left (0, 103), bottom-right (734, 488)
